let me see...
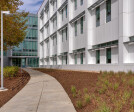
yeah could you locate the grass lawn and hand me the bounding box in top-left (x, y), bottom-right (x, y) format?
top-left (0, 69), bottom-right (30, 107)
top-left (34, 68), bottom-right (134, 112)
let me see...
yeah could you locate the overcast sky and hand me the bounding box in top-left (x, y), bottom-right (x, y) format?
top-left (19, 0), bottom-right (43, 14)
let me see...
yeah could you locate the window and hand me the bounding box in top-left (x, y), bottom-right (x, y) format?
top-left (66, 5), bottom-right (68, 18)
top-left (62, 30), bottom-right (64, 42)
top-left (80, 17), bottom-right (83, 34)
top-left (62, 9), bottom-right (64, 21)
top-left (75, 21), bottom-right (77, 36)
top-left (80, 53), bottom-right (83, 64)
top-left (106, 48), bottom-right (111, 64)
top-left (75, 0), bottom-right (77, 10)
top-left (96, 6), bottom-right (100, 27)
top-left (65, 55), bottom-right (68, 65)
top-left (96, 50), bottom-right (100, 64)
top-left (80, 0), bottom-right (83, 5)
top-left (75, 54), bottom-right (77, 64)
top-left (66, 27), bottom-right (68, 40)
top-left (106, 0), bottom-right (111, 23)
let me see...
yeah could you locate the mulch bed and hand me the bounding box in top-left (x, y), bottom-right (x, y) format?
top-left (0, 69), bottom-right (30, 107)
top-left (34, 68), bottom-right (134, 112)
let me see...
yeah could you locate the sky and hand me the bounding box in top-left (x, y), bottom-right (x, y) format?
top-left (19, 0), bottom-right (44, 14)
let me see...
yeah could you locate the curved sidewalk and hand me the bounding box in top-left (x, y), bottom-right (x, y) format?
top-left (0, 68), bottom-right (76, 112)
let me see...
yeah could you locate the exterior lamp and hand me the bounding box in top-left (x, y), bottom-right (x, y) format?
top-left (0, 11), bottom-right (10, 91)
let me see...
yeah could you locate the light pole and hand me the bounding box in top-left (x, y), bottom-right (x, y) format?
top-left (0, 11), bottom-right (10, 91)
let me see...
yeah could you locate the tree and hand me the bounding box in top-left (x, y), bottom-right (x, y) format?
top-left (0, 0), bottom-right (29, 50)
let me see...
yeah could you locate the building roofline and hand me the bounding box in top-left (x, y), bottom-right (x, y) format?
top-left (37, 0), bottom-right (46, 14)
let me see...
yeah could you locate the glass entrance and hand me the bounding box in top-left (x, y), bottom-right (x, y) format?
top-left (21, 58), bottom-right (26, 67)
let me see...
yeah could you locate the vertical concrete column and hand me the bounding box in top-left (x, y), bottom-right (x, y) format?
top-left (118, 0), bottom-right (129, 65)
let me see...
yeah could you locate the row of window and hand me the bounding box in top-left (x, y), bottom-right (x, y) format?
top-left (12, 58), bottom-right (39, 67)
top-left (41, 53), bottom-right (84, 65)
top-left (26, 29), bottom-right (38, 39)
top-left (41, 0), bottom-right (83, 24)
top-left (12, 52), bottom-right (38, 56)
top-left (96, 0), bottom-right (111, 27)
top-left (96, 48), bottom-right (111, 64)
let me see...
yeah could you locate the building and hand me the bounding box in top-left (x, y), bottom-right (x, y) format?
top-left (38, 0), bottom-right (134, 72)
top-left (8, 13), bottom-right (39, 67)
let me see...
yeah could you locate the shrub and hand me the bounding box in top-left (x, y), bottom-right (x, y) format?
top-left (98, 85), bottom-right (107, 94)
top-left (78, 90), bottom-right (81, 96)
top-left (109, 71), bottom-right (115, 75)
top-left (123, 91), bottom-right (132, 101)
top-left (113, 83), bottom-right (119, 91)
top-left (128, 78), bottom-right (134, 87)
top-left (104, 80), bottom-right (110, 86)
top-left (95, 102), bottom-right (111, 112)
top-left (83, 88), bottom-right (88, 94)
top-left (130, 100), bottom-right (134, 108)
top-left (3, 66), bottom-right (19, 77)
top-left (76, 100), bottom-right (83, 109)
top-left (127, 70), bottom-right (133, 75)
top-left (73, 92), bottom-right (77, 98)
top-left (84, 94), bottom-right (91, 104)
top-left (71, 86), bottom-right (77, 94)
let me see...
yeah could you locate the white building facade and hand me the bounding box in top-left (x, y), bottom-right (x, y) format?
top-left (38, 0), bottom-right (134, 72)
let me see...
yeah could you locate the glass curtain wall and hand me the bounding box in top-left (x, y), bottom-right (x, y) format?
top-left (12, 14), bottom-right (39, 67)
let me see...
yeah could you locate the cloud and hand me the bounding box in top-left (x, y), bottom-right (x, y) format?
top-left (19, 0), bottom-right (43, 14)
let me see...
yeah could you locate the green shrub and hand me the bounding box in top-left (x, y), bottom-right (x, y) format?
top-left (71, 86), bottom-right (77, 94)
top-left (113, 83), bottom-right (119, 91)
top-left (123, 91), bottom-right (132, 101)
top-left (3, 66), bottom-right (19, 77)
top-left (83, 88), bottom-right (88, 94)
top-left (76, 100), bottom-right (83, 109)
top-left (130, 100), bottom-right (134, 108)
top-left (128, 78), bottom-right (134, 87)
top-left (78, 90), bottom-right (81, 96)
top-left (84, 94), bottom-right (91, 104)
top-left (109, 71), bottom-right (115, 75)
top-left (95, 102), bottom-right (111, 112)
top-left (127, 70), bottom-right (133, 75)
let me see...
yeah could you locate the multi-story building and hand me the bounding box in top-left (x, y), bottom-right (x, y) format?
top-left (38, 0), bottom-right (134, 71)
top-left (8, 13), bottom-right (39, 67)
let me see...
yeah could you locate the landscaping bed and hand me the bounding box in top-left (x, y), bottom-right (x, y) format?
top-left (34, 68), bottom-right (134, 112)
top-left (0, 68), bottom-right (30, 107)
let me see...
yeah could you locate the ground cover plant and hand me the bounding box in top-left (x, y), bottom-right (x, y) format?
top-left (0, 67), bottom-right (30, 107)
top-left (34, 68), bottom-right (134, 112)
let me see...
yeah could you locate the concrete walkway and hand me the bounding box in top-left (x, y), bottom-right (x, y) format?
top-left (0, 68), bottom-right (76, 112)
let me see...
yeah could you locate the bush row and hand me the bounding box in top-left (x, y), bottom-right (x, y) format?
top-left (0, 66), bottom-right (19, 77)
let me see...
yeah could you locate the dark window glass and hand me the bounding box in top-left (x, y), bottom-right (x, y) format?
top-left (81, 17), bottom-right (83, 34)
top-left (96, 50), bottom-right (100, 64)
top-left (81, 53), bottom-right (83, 64)
top-left (66, 5), bottom-right (68, 18)
top-left (75, 21), bottom-right (77, 36)
top-left (106, 48), bottom-right (111, 64)
top-left (96, 6), bottom-right (100, 27)
top-left (75, 0), bottom-right (77, 10)
top-left (81, 0), bottom-right (83, 5)
top-left (106, 0), bottom-right (111, 23)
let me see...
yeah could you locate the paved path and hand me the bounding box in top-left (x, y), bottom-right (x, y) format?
top-left (0, 68), bottom-right (76, 112)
